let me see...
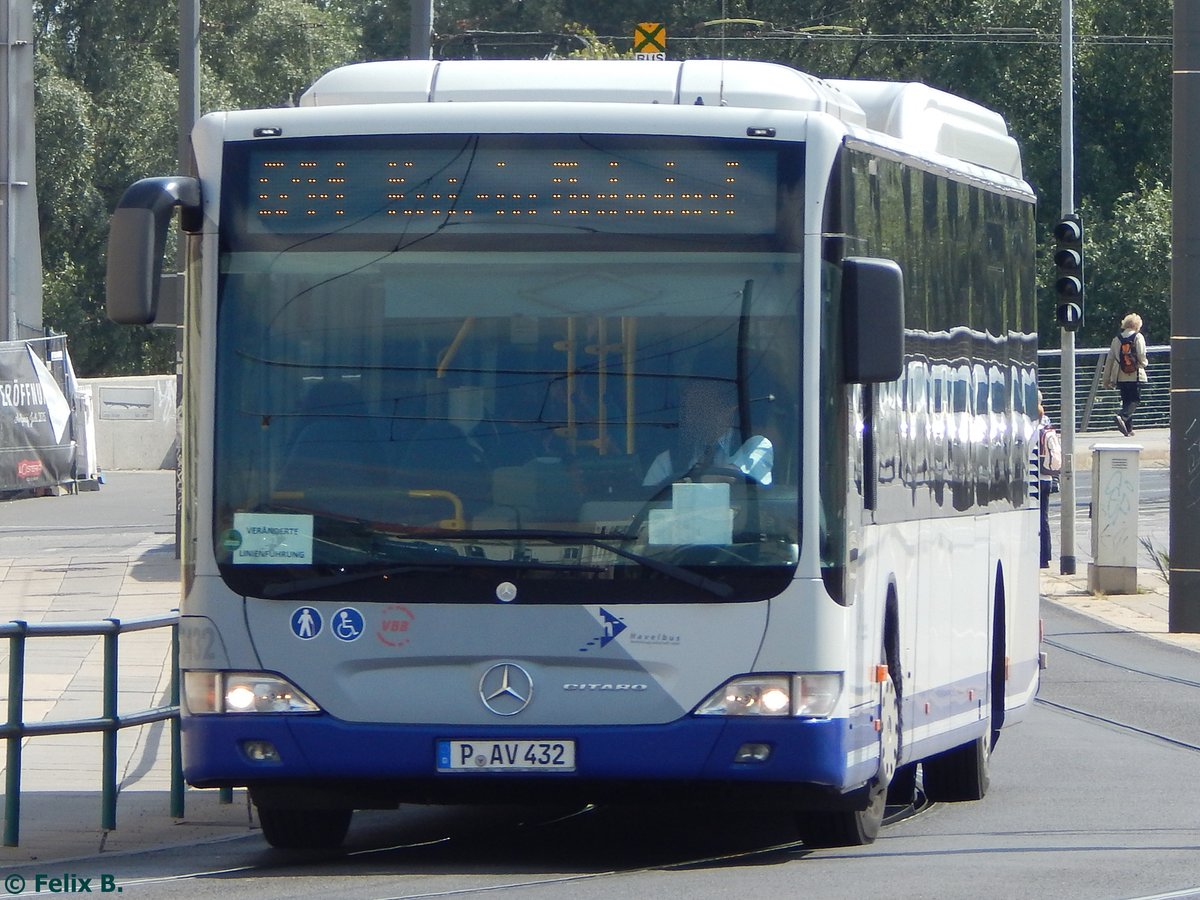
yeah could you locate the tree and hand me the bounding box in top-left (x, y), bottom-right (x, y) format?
top-left (35, 47), bottom-right (175, 375)
top-left (32, 0), bottom-right (1173, 371)
top-left (204, 0), bottom-right (358, 108)
top-left (1078, 183), bottom-right (1171, 346)
top-left (32, 0), bottom-right (360, 375)
top-left (415, 0), bottom-right (1173, 351)
top-left (34, 55), bottom-right (104, 268)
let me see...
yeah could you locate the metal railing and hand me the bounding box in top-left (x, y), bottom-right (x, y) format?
top-left (1, 613), bottom-right (183, 847)
top-left (1037, 344), bottom-right (1170, 431)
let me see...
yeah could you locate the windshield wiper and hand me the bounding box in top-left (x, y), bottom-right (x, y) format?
top-left (259, 550), bottom-right (605, 600)
top-left (257, 530), bottom-right (731, 601)
top-left (449, 529), bottom-right (734, 599)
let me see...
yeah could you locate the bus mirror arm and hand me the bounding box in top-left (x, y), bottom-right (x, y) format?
top-left (841, 257), bottom-right (904, 384)
top-left (105, 176), bottom-right (202, 325)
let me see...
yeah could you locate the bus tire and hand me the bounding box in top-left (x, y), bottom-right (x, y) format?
top-left (921, 734), bottom-right (990, 802)
top-left (797, 655), bottom-right (898, 848)
top-left (796, 781), bottom-right (886, 849)
top-left (886, 762), bottom-right (918, 806)
top-left (258, 807), bottom-right (353, 849)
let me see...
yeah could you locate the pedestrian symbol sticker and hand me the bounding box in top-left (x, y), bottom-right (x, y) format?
top-left (292, 607), bottom-right (322, 640)
top-left (333, 607), bottom-right (364, 642)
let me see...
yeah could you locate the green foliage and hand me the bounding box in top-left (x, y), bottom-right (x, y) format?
top-left (93, 57), bottom-right (179, 201)
top-left (1078, 183), bottom-right (1171, 346)
top-left (33, 56), bottom-right (104, 266)
top-left (566, 25), bottom-right (633, 59)
top-left (1140, 535), bottom-right (1169, 584)
top-left (31, 0), bottom-right (1173, 372)
top-left (1076, 4), bottom-right (1171, 213)
top-left (32, 0), bottom-right (359, 375)
top-left (204, 0), bottom-right (359, 108)
top-left (327, 0), bottom-right (409, 62)
top-left (41, 253), bottom-right (175, 375)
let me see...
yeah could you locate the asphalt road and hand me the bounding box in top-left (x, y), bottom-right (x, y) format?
top-left (0, 470), bottom-right (176, 558)
top-left (1059, 465), bottom-right (1171, 507)
top-left (1, 471), bottom-right (1195, 899)
top-left (21, 613), bottom-right (1199, 900)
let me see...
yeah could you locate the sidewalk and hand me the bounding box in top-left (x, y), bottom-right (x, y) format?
top-left (0, 434), bottom-right (1193, 864)
top-left (1042, 425), bottom-right (1200, 651)
top-left (0, 475), bottom-right (259, 865)
top-left (1063, 419), bottom-right (1170, 469)
top-left (1040, 565), bottom-right (1200, 654)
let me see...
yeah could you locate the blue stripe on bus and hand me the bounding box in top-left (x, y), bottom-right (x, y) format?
top-left (183, 715), bottom-right (857, 788)
top-left (185, 666), bottom-right (1031, 792)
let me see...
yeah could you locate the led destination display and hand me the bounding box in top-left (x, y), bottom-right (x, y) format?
top-left (234, 134), bottom-right (782, 238)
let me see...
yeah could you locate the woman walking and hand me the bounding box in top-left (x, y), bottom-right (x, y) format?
top-left (1102, 313), bottom-right (1149, 436)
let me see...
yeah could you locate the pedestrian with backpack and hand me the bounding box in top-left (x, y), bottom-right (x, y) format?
top-left (1102, 313), bottom-right (1148, 436)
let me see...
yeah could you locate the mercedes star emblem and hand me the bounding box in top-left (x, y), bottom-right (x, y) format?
top-left (479, 663), bottom-right (533, 716)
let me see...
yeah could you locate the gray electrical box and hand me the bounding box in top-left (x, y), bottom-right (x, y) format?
top-left (1087, 443), bottom-right (1142, 595)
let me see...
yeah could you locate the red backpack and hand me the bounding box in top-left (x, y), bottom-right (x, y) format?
top-left (1118, 335), bottom-right (1137, 374)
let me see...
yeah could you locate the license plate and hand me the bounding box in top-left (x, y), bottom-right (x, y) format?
top-left (437, 739), bottom-right (576, 772)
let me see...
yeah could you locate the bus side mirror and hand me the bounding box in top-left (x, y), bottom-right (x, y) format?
top-left (105, 176), bottom-right (202, 325)
top-left (841, 257), bottom-right (904, 384)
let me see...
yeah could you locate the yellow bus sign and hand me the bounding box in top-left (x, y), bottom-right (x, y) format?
top-left (634, 23), bottom-right (666, 59)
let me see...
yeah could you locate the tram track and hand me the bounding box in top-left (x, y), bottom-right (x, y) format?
top-left (116, 794), bottom-right (933, 894)
top-left (1035, 696), bottom-right (1200, 753)
top-left (1042, 636), bottom-right (1200, 689)
top-left (1037, 635), bottom-right (1200, 753)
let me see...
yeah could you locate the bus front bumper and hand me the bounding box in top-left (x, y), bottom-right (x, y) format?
top-left (183, 712), bottom-right (880, 806)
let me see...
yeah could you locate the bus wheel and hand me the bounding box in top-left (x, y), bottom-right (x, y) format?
top-left (797, 659), bottom-right (898, 848)
top-left (796, 776), bottom-right (887, 848)
top-left (876, 661), bottom-right (901, 788)
top-left (258, 807), bottom-right (353, 849)
top-left (922, 734), bottom-right (990, 802)
top-left (887, 762), bottom-right (918, 806)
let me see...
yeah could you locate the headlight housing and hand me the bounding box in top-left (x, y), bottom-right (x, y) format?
top-left (694, 673), bottom-right (842, 718)
top-left (183, 671), bottom-right (320, 714)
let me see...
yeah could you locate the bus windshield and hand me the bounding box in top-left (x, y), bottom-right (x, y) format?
top-left (212, 134), bottom-right (802, 604)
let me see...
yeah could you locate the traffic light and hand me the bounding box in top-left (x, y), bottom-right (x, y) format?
top-left (1053, 213), bottom-right (1084, 331)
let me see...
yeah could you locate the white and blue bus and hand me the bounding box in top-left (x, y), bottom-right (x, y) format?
top-left (106, 59), bottom-right (1040, 850)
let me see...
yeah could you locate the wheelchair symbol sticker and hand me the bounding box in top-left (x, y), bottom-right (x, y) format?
top-left (291, 607), bottom-right (322, 640)
top-left (333, 607), bottom-right (364, 642)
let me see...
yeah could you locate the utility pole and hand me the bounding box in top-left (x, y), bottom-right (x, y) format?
top-left (181, 0), bottom-right (198, 157)
top-left (1170, 1), bottom-right (1200, 631)
top-left (1, 0), bottom-right (41, 343)
top-left (1058, 0), bottom-right (1078, 577)
top-left (174, 0), bottom-right (198, 557)
top-left (410, 0), bottom-right (433, 60)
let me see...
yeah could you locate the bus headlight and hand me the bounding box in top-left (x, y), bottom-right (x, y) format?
top-left (793, 673), bottom-right (843, 717)
top-left (183, 671), bottom-right (321, 714)
top-left (694, 673), bottom-right (842, 718)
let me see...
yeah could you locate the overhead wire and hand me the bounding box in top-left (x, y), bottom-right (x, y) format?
top-left (618, 32), bottom-right (1170, 48)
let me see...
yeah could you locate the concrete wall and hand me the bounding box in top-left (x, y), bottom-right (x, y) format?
top-left (78, 375), bottom-right (177, 471)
